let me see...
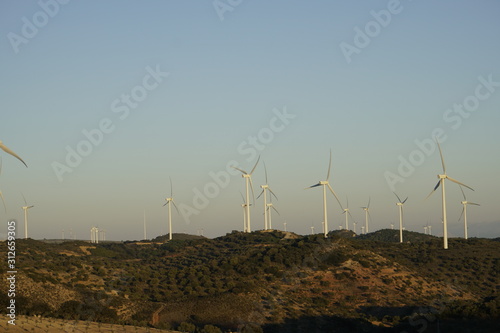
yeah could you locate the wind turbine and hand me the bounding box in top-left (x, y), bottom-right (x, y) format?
top-left (21, 194), bottom-right (34, 239)
top-left (257, 162), bottom-right (278, 230)
top-left (342, 197), bottom-right (355, 230)
top-left (239, 192), bottom-right (250, 232)
top-left (163, 178), bottom-right (179, 241)
top-left (458, 187), bottom-right (480, 240)
top-left (360, 197), bottom-right (371, 233)
top-left (353, 221), bottom-right (357, 234)
top-left (394, 193), bottom-right (408, 243)
top-left (424, 225), bottom-right (428, 234)
top-left (305, 150), bottom-right (343, 238)
top-left (426, 141), bottom-right (474, 249)
top-left (233, 156), bottom-right (260, 233)
top-left (266, 201), bottom-right (279, 230)
top-left (0, 141), bottom-right (27, 167)
top-left (143, 209), bottom-right (147, 240)
top-left (283, 221), bottom-right (287, 232)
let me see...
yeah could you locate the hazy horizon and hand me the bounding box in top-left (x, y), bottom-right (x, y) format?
top-left (1, 1), bottom-right (499, 241)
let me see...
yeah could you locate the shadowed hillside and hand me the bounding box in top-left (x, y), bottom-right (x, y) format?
top-left (1, 230), bottom-right (499, 332)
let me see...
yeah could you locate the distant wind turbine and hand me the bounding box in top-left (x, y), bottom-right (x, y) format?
top-left (360, 197), bottom-right (371, 233)
top-left (266, 201), bottom-right (279, 230)
top-left (426, 140), bottom-right (474, 249)
top-left (163, 177), bottom-right (180, 241)
top-left (342, 197), bottom-right (355, 230)
top-left (305, 150), bottom-right (343, 238)
top-left (21, 193), bottom-right (34, 239)
top-left (0, 141), bottom-right (27, 167)
top-left (458, 186), bottom-right (480, 240)
top-left (143, 209), bottom-right (147, 240)
top-left (257, 162), bottom-right (277, 230)
top-left (233, 156), bottom-right (260, 233)
top-left (394, 192), bottom-right (408, 243)
top-left (353, 221), bottom-right (357, 234)
top-left (239, 192), bottom-right (250, 232)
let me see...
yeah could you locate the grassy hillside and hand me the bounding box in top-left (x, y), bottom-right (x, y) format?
top-left (1, 230), bottom-right (499, 332)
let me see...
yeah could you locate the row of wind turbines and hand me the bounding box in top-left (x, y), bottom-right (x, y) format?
top-left (0, 141), bottom-right (34, 239)
top-left (1, 138), bottom-right (480, 250)
top-left (231, 140), bottom-right (479, 250)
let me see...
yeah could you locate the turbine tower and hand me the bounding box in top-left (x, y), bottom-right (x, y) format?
top-left (163, 177), bottom-right (179, 241)
top-left (426, 141), bottom-right (473, 249)
top-left (21, 194), bottom-right (34, 239)
top-left (233, 156), bottom-right (260, 233)
top-left (266, 201), bottom-right (279, 230)
top-left (342, 197), bottom-right (355, 230)
top-left (0, 141), bottom-right (27, 167)
top-left (143, 209), bottom-right (147, 240)
top-left (305, 150), bottom-right (343, 238)
top-left (394, 192), bottom-right (408, 243)
top-left (257, 162), bottom-right (277, 230)
top-left (360, 197), bottom-right (371, 233)
top-left (239, 192), bottom-right (250, 232)
top-left (458, 187), bottom-right (480, 240)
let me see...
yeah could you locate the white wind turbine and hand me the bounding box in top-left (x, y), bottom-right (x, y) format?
top-left (305, 150), bottom-right (344, 238)
top-left (257, 162), bottom-right (278, 230)
top-left (239, 192), bottom-right (252, 232)
top-left (360, 197), bottom-right (371, 233)
top-left (233, 156), bottom-right (260, 233)
top-left (394, 192), bottom-right (408, 243)
top-left (163, 178), bottom-right (179, 241)
top-left (143, 209), bottom-right (147, 240)
top-left (266, 200), bottom-right (279, 230)
top-left (21, 194), bottom-right (34, 239)
top-left (0, 141), bottom-right (27, 167)
top-left (458, 186), bottom-right (480, 240)
top-left (342, 197), bottom-right (355, 230)
top-left (426, 141), bottom-right (474, 249)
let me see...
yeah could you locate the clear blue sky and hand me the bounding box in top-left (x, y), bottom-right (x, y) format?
top-left (1, 0), bottom-right (499, 240)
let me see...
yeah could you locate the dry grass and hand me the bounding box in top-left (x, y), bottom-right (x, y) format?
top-left (0, 316), bottom-right (179, 333)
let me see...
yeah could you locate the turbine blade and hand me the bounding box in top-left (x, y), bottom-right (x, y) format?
top-left (447, 176), bottom-right (474, 191)
top-left (0, 190), bottom-right (6, 213)
top-left (21, 192), bottom-right (27, 206)
top-left (425, 181), bottom-right (441, 200)
top-left (162, 202), bottom-right (168, 207)
top-left (393, 192), bottom-right (402, 203)
top-left (402, 197), bottom-right (408, 204)
top-left (232, 166), bottom-right (248, 175)
top-left (239, 192), bottom-right (246, 203)
top-left (0, 142), bottom-right (27, 168)
top-left (249, 177), bottom-right (256, 204)
top-left (458, 206), bottom-right (464, 222)
top-left (327, 184), bottom-right (344, 211)
top-left (256, 189), bottom-right (265, 200)
top-left (172, 200), bottom-right (180, 214)
top-left (469, 202), bottom-right (480, 206)
top-left (346, 196), bottom-right (349, 209)
top-left (272, 206), bottom-right (280, 215)
top-left (305, 183), bottom-right (321, 189)
top-left (326, 149), bottom-right (332, 180)
top-left (367, 197), bottom-right (371, 209)
top-left (268, 187), bottom-right (278, 201)
top-left (264, 161), bottom-right (268, 184)
top-left (348, 210), bottom-right (355, 222)
top-left (170, 177), bottom-right (173, 197)
top-left (460, 186), bottom-right (467, 201)
top-left (249, 155), bottom-right (260, 175)
top-left (436, 140), bottom-right (446, 174)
